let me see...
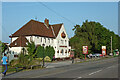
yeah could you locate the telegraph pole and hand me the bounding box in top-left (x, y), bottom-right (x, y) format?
top-left (111, 36), bottom-right (112, 54)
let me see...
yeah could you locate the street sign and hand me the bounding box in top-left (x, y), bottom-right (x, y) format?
top-left (102, 46), bottom-right (106, 56)
top-left (83, 46), bottom-right (88, 54)
top-left (83, 46), bottom-right (88, 61)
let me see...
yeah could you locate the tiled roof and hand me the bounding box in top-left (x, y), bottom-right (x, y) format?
top-left (9, 36), bottom-right (29, 47)
top-left (11, 19), bottom-right (62, 38)
top-left (51, 24), bottom-right (63, 37)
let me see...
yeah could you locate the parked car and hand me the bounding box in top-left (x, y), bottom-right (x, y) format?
top-left (92, 53), bottom-right (103, 57)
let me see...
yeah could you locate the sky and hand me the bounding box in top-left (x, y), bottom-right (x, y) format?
top-left (2, 2), bottom-right (118, 43)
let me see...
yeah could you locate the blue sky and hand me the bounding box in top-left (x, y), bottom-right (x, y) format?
top-left (2, 2), bottom-right (118, 43)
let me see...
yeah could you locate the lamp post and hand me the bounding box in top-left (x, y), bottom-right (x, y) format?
top-left (42, 43), bottom-right (45, 67)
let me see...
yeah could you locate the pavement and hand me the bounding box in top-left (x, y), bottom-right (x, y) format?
top-left (1, 57), bottom-right (119, 79)
top-left (45, 60), bottom-right (72, 68)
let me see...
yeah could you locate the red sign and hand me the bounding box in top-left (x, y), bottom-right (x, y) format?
top-left (102, 46), bottom-right (106, 56)
top-left (61, 32), bottom-right (66, 38)
top-left (83, 46), bottom-right (88, 54)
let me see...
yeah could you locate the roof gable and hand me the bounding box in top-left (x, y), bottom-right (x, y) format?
top-left (51, 24), bottom-right (63, 37)
top-left (9, 36), bottom-right (29, 47)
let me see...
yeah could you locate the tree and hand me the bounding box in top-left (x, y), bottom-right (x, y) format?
top-left (27, 41), bottom-right (36, 61)
top-left (27, 41), bottom-right (36, 55)
top-left (0, 41), bottom-right (8, 53)
top-left (35, 45), bottom-right (44, 58)
top-left (70, 20), bottom-right (120, 58)
top-left (45, 46), bottom-right (55, 61)
top-left (35, 45), bottom-right (55, 61)
top-left (18, 52), bottom-right (29, 67)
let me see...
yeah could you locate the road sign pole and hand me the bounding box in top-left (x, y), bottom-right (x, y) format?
top-left (85, 54), bottom-right (86, 61)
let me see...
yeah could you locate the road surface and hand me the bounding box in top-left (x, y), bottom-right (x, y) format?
top-left (2, 57), bottom-right (119, 79)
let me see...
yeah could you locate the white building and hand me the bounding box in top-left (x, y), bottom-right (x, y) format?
top-left (9, 19), bottom-right (71, 59)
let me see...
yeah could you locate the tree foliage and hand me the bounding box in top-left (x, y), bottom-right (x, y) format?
top-left (0, 41), bottom-right (8, 53)
top-left (35, 45), bottom-right (55, 60)
top-left (70, 20), bottom-right (120, 58)
top-left (27, 41), bottom-right (36, 57)
top-left (35, 45), bottom-right (44, 58)
top-left (45, 46), bottom-right (55, 61)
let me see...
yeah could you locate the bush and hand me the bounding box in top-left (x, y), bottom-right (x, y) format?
top-left (44, 56), bottom-right (51, 62)
top-left (10, 59), bottom-right (19, 67)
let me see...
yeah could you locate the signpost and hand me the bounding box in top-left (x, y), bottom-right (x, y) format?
top-left (102, 46), bottom-right (106, 56)
top-left (83, 46), bottom-right (88, 61)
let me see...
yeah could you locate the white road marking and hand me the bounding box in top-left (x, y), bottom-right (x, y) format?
top-left (73, 76), bottom-right (82, 80)
top-left (78, 77), bottom-right (82, 78)
top-left (89, 70), bottom-right (102, 75)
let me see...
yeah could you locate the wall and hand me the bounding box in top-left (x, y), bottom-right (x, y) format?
top-left (9, 47), bottom-right (22, 54)
top-left (55, 24), bottom-right (71, 58)
top-left (11, 37), bottom-right (18, 42)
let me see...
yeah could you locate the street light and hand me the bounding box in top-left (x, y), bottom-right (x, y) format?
top-left (42, 43), bottom-right (45, 67)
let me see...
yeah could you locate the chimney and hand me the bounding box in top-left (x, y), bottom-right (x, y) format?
top-left (44, 18), bottom-right (49, 27)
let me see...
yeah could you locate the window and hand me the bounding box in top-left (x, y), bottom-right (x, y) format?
top-left (14, 55), bottom-right (18, 57)
top-left (30, 36), bottom-right (32, 42)
top-left (65, 40), bottom-right (67, 44)
top-left (61, 40), bottom-right (63, 44)
top-left (48, 38), bottom-right (50, 43)
top-left (65, 50), bottom-right (67, 53)
top-left (68, 49), bottom-right (71, 53)
top-left (52, 39), bottom-right (53, 43)
top-left (45, 38), bottom-right (46, 43)
top-left (57, 50), bottom-right (59, 53)
top-left (41, 37), bottom-right (42, 42)
top-left (61, 49), bottom-right (64, 55)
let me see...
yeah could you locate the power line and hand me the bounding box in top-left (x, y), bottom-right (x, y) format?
top-left (37, 2), bottom-right (76, 25)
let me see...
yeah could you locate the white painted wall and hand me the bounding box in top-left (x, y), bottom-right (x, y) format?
top-left (33, 36), bottom-right (55, 47)
top-left (26, 36), bottom-right (31, 42)
top-left (54, 24), bottom-right (71, 58)
top-left (11, 37), bottom-right (18, 42)
top-left (9, 47), bottom-right (23, 54)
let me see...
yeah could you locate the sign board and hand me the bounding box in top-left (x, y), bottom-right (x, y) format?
top-left (83, 46), bottom-right (88, 54)
top-left (102, 46), bottom-right (106, 56)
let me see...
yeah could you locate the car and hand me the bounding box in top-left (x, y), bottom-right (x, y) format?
top-left (92, 53), bottom-right (103, 57)
top-left (92, 54), bottom-right (96, 57)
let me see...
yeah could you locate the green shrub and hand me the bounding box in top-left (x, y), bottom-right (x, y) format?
top-left (44, 56), bottom-right (51, 62)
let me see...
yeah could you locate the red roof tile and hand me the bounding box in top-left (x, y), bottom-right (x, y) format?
top-left (11, 19), bottom-right (62, 38)
top-left (51, 24), bottom-right (62, 37)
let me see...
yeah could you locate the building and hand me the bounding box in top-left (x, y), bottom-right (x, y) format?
top-left (9, 18), bottom-right (71, 59)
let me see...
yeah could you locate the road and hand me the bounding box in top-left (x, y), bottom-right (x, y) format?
top-left (2, 57), bottom-right (119, 79)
